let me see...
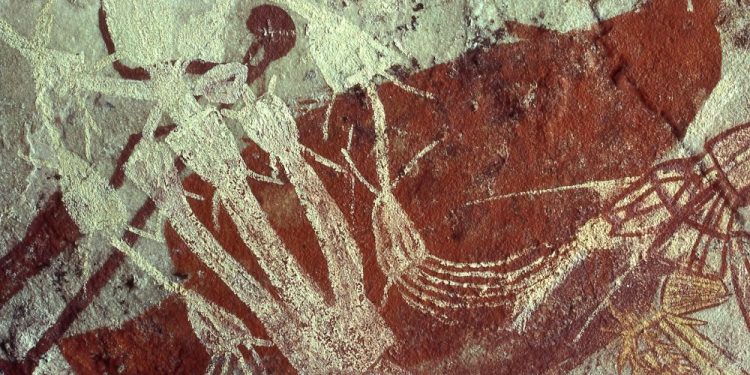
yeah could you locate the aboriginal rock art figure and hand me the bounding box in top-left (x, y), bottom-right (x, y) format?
top-left (336, 86), bottom-right (563, 323)
top-left (604, 123), bottom-right (750, 332)
top-left (2, 13), bottom-right (273, 370)
top-left (0, 2), bottom-right (315, 373)
top-left (20, 123), bottom-right (273, 375)
top-left (511, 123), bottom-right (750, 340)
top-left (610, 271), bottom-right (743, 374)
top-left (1, 0), bottom-right (748, 373)
top-left (236, 0), bottom-right (567, 326)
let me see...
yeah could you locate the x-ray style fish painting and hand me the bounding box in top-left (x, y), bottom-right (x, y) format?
top-left (1, 0), bottom-right (750, 373)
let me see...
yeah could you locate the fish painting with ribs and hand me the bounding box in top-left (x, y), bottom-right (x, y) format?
top-left (0, 0), bottom-right (749, 374)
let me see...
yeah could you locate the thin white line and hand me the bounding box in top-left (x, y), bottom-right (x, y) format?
top-left (466, 176), bottom-right (640, 206)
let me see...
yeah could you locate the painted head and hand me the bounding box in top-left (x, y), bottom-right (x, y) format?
top-left (245, 4), bottom-right (296, 61)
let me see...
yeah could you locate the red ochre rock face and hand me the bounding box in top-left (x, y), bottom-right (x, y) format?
top-left (2, 0), bottom-right (722, 373)
top-left (60, 297), bottom-right (212, 374)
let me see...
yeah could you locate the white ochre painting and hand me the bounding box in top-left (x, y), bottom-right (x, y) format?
top-left (1, 0), bottom-right (750, 374)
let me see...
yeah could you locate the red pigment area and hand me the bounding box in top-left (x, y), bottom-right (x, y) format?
top-left (297, 0), bottom-right (720, 271)
top-left (0, 192), bottom-right (80, 307)
top-left (297, 0), bottom-right (721, 368)
top-left (599, 0), bottom-right (721, 138)
top-left (53, 0), bottom-right (721, 373)
top-left (60, 297), bottom-right (210, 374)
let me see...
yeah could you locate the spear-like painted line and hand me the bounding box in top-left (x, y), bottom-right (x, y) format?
top-left (466, 176), bottom-right (641, 206)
